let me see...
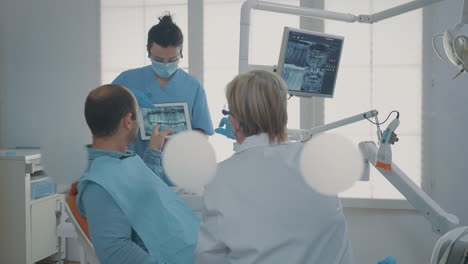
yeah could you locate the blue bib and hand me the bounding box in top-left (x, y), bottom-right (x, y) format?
top-left (78, 155), bottom-right (200, 264)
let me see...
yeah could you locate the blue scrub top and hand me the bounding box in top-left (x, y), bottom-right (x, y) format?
top-left (112, 66), bottom-right (214, 158)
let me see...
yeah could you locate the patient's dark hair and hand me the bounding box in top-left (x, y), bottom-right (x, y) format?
top-left (147, 13), bottom-right (183, 54)
top-left (84, 84), bottom-right (136, 137)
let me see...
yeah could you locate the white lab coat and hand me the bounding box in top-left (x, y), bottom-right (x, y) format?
top-left (196, 133), bottom-right (354, 264)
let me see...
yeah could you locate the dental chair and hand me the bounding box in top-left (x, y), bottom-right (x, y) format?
top-left (65, 183), bottom-right (100, 264)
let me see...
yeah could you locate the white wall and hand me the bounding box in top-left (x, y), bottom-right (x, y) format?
top-left (0, 0), bottom-right (100, 148)
top-left (422, 0), bottom-right (468, 225)
top-left (0, 0), bottom-right (100, 260)
top-left (0, 2), bottom-right (6, 147)
top-left (343, 207), bottom-right (438, 263)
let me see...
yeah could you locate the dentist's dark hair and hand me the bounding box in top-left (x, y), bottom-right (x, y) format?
top-left (147, 13), bottom-right (183, 54)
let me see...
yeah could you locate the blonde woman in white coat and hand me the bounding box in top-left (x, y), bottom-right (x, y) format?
top-left (196, 70), bottom-right (354, 264)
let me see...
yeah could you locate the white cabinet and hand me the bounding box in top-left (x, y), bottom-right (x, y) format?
top-left (0, 149), bottom-right (65, 264)
top-left (30, 195), bottom-right (63, 262)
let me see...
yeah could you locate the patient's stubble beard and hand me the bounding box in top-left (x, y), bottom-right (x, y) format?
top-left (128, 120), bottom-right (139, 144)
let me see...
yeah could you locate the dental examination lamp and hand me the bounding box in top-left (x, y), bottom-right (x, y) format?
top-left (433, 0), bottom-right (468, 79)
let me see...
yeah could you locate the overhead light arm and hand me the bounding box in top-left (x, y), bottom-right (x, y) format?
top-left (365, 0), bottom-right (443, 23)
top-left (288, 109), bottom-right (460, 235)
top-left (240, 0), bottom-right (445, 73)
top-left (360, 142), bottom-right (460, 235)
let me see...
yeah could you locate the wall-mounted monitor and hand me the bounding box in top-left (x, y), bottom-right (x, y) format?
top-left (277, 27), bottom-right (344, 98)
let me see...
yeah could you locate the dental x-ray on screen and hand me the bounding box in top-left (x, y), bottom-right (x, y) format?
top-left (138, 103), bottom-right (192, 140)
top-left (277, 27), bottom-right (344, 98)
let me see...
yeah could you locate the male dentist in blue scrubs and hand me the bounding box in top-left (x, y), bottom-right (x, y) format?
top-left (76, 84), bottom-right (200, 264)
top-left (112, 14), bottom-right (214, 177)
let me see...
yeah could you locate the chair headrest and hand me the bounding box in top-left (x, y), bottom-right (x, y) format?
top-left (66, 182), bottom-right (91, 240)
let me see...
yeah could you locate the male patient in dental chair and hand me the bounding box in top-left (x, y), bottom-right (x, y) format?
top-left (68, 84), bottom-right (199, 264)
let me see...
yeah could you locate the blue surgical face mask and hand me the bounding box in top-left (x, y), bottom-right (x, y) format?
top-left (151, 59), bottom-right (179, 78)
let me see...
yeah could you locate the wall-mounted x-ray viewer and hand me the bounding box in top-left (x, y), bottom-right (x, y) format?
top-left (138, 103), bottom-right (192, 140)
top-left (277, 27), bottom-right (344, 98)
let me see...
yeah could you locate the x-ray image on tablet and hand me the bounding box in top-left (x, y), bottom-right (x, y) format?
top-left (138, 103), bottom-right (192, 140)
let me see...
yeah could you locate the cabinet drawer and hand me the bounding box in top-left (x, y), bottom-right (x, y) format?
top-left (30, 195), bottom-right (60, 262)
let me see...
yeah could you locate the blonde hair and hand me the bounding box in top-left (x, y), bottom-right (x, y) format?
top-left (226, 70), bottom-right (288, 143)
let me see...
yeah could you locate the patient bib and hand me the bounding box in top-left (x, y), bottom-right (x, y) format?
top-left (77, 155), bottom-right (200, 264)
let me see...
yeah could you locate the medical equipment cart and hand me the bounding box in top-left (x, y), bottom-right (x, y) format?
top-left (0, 149), bottom-right (66, 263)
